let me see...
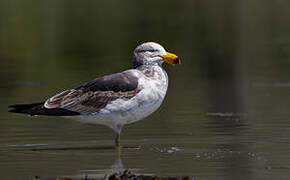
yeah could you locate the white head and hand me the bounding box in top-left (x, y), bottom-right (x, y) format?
top-left (133, 42), bottom-right (181, 68)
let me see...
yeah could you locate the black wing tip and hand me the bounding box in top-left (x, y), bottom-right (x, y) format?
top-left (8, 109), bottom-right (30, 115)
top-left (8, 102), bottom-right (44, 109)
top-left (8, 102), bottom-right (44, 115)
top-left (8, 102), bottom-right (80, 116)
top-left (8, 108), bottom-right (21, 113)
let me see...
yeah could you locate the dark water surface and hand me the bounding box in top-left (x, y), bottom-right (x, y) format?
top-left (1, 1), bottom-right (290, 180)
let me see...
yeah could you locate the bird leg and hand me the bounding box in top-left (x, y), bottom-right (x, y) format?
top-left (115, 133), bottom-right (121, 150)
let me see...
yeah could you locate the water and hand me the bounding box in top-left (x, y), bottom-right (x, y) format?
top-left (1, 1), bottom-right (290, 179)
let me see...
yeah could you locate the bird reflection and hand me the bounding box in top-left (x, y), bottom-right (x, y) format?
top-left (67, 147), bottom-right (141, 179)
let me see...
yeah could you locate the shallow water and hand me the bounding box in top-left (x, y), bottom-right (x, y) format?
top-left (1, 1), bottom-right (290, 180)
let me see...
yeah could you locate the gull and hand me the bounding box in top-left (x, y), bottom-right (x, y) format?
top-left (9, 42), bottom-right (181, 148)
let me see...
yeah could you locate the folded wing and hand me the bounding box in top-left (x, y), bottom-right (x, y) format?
top-left (44, 71), bottom-right (140, 115)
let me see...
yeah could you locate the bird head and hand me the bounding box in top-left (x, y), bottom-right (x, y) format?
top-left (133, 42), bottom-right (181, 68)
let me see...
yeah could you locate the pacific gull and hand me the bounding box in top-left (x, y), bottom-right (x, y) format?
top-left (9, 42), bottom-right (181, 148)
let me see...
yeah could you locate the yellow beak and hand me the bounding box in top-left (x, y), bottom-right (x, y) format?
top-left (160, 52), bottom-right (181, 65)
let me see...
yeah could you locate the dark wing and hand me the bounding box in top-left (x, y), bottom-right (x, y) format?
top-left (76, 70), bottom-right (138, 92)
top-left (44, 70), bottom-right (140, 114)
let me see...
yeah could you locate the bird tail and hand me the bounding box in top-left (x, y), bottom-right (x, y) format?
top-left (8, 102), bottom-right (80, 116)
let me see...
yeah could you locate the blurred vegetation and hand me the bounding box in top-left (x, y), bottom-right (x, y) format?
top-left (1, 0), bottom-right (290, 80)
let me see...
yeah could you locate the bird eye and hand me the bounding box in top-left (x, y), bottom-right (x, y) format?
top-left (148, 49), bottom-right (157, 52)
top-left (137, 49), bottom-right (158, 53)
